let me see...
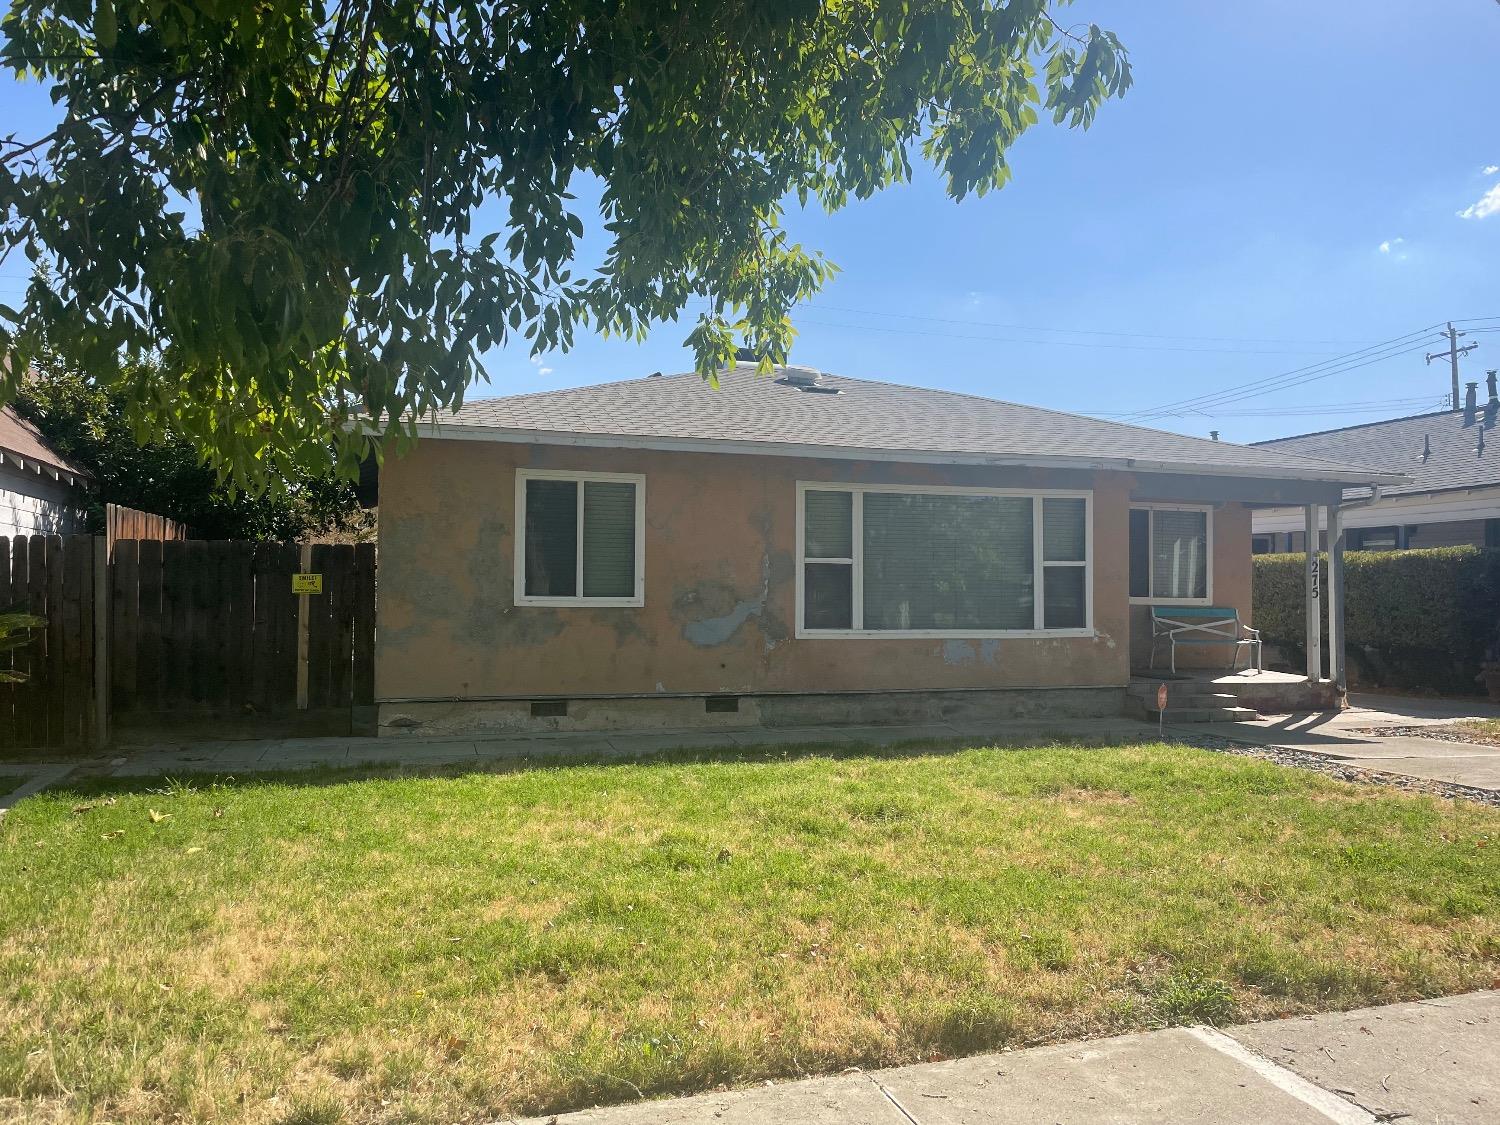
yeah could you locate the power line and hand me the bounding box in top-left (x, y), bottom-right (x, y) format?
top-left (1128, 342), bottom-right (1434, 420)
top-left (1094, 394), bottom-right (1444, 420)
top-left (1117, 326), bottom-right (1445, 421)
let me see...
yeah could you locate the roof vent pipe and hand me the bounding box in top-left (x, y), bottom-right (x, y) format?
top-left (1487, 369), bottom-right (1498, 405)
top-left (1463, 382), bottom-right (1478, 426)
top-left (1209, 430), bottom-right (1220, 441)
top-left (779, 365), bottom-right (823, 387)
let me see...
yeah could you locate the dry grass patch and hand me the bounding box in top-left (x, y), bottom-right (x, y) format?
top-left (2, 741), bottom-right (1499, 1123)
top-left (1453, 719), bottom-right (1500, 746)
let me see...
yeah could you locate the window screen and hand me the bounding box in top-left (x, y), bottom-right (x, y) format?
top-left (522, 476), bottom-right (639, 601)
top-left (1128, 509), bottom-right (1150, 598)
top-left (1041, 497), bottom-right (1087, 627)
top-left (1151, 509), bottom-right (1207, 600)
top-left (862, 493), bottom-right (1033, 630)
top-left (800, 487), bottom-right (1090, 633)
top-left (1130, 507), bottom-right (1208, 601)
top-left (524, 479), bottom-right (579, 597)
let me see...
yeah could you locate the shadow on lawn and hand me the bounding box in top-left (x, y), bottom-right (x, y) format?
top-left (48, 731), bottom-right (1164, 799)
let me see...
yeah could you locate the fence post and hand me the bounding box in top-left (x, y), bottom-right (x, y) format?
top-left (92, 535), bottom-right (110, 749)
top-left (295, 542), bottom-right (311, 710)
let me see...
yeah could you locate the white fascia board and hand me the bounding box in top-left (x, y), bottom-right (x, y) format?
top-left (417, 423), bottom-right (1408, 488)
top-left (1253, 486), bottom-right (1500, 533)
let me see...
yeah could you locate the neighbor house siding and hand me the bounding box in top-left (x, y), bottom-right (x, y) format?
top-left (0, 464), bottom-right (88, 538)
top-left (375, 440), bottom-right (1150, 706)
top-left (1405, 519), bottom-right (1490, 550)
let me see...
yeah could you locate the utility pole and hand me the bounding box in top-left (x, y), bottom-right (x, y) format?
top-left (1427, 322), bottom-right (1478, 410)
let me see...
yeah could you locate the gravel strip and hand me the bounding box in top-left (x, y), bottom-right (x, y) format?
top-left (1344, 724), bottom-right (1500, 747)
top-left (1163, 729), bottom-right (1500, 808)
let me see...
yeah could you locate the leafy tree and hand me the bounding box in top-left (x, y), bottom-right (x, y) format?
top-left (0, 0), bottom-right (1129, 487)
top-left (0, 612), bottom-right (44, 681)
top-left (14, 358), bottom-right (369, 540)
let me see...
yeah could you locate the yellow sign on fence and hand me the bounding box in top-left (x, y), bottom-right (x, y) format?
top-left (291, 573), bottom-right (323, 595)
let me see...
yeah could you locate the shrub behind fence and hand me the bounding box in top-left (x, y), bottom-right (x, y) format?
top-left (1252, 546), bottom-right (1500, 693)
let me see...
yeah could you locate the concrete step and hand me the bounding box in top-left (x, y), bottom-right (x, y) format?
top-left (1125, 693), bottom-right (1260, 723)
top-left (1140, 705), bottom-right (1260, 724)
top-left (1128, 686), bottom-right (1241, 704)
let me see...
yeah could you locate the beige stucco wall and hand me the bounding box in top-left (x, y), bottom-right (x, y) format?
top-left (375, 439), bottom-right (1170, 703)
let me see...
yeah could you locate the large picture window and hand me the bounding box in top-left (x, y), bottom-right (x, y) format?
top-left (797, 484), bottom-right (1092, 637)
top-left (1129, 505), bottom-right (1210, 603)
top-left (514, 470), bottom-right (645, 606)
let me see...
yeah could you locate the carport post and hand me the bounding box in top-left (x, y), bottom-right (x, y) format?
top-left (1327, 504), bottom-right (1346, 691)
top-left (1303, 505), bottom-right (1321, 681)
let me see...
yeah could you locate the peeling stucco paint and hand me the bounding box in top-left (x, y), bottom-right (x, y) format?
top-left (682, 554), bottom-right (773, 647)
top-left (942, 639), bottom-right (976, 665)
top-left (941, 638), bottom-right (1002, 666)
top-left (684, 595), bottom-right (765, 647)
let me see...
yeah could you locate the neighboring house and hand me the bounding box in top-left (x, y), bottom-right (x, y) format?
top-left (375, 365), bottom-right (1400, 735)
top-left (1250, 376), bottom-right (1500, 553)
top-left (0, 405), bottom-right (91, 537)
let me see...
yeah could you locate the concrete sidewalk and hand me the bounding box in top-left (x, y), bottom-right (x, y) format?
top-left (515, 992), bottom-right (1499, 1124)
top-left (1190, 692), bottom-right (1500, 793)
top-left (60, 716), bottom-right (1163, 779)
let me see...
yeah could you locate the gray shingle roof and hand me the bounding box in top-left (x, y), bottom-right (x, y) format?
top-left (1252, 407), bottom-right (1498, 498)
top-left (435, 367), bottom-right (1404, 485)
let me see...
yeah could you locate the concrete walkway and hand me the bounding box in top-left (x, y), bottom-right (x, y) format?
top-left (1190, 692), bottom-right (1500, 792)
top-left (513, 991), bottom-right (1500, 1124)
top-left (39, 717), bottom-right (1162, 780)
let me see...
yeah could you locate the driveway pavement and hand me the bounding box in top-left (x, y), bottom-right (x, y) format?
top-left (1190, 691), bottom-right (1500, 793)
top-left (511, 991), bottom-right (1500, 1124)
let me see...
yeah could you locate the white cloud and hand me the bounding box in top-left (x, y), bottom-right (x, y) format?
top-left (538, 366), bottom-right (554, 376)
top-left (1484, 165), bottom-right (1500, 175)
top-left (1458, 182), bottom-right (1500, 220)
top-left (1378, 238), bottom-right (1403, 253)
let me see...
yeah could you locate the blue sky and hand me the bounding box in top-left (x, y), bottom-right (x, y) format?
top-left (3, 0), bottom-right (1497, 443)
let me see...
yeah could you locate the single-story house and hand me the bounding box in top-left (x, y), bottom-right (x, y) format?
top-left (1251, 376), bottom-right (1499, 553)
top-left (375, 365), bottom-right (1404, 735)
top-left (0, 405), bottom-right (91, 538)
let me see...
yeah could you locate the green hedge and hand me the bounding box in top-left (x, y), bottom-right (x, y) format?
top-left (1252, 547), bottom-right (1500, 692)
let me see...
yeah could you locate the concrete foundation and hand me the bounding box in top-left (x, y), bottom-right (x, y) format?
top-left (376, 686), bottom-right (1126, 738)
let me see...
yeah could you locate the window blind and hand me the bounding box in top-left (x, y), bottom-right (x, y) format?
top-left (862, 493), bottom-right (1033, 630)
top-left (1151, 509), bottom-right (1207, 599)
top-left (804, 490), bottom-right (853, 558)
top-left (581, 481), bottom-right (637, 597)
top-left (1042, 497), bottom-right (1086, 561)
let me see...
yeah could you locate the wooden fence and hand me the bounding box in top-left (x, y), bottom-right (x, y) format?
top-left (0, 536), bottom-right (375, 750)
top-left (0, 535), bottom-right (105, 749)
top-left (105, 503), bottom-right (191, 551)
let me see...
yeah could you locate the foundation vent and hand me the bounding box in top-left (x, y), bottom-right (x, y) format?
top-left (530, 699), bottom-right (568, 718)
top-left (705, 695), bottom-right (741, 713)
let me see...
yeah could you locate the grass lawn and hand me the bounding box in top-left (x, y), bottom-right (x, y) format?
top-left (3, 740), bottom-right (1499, 1124)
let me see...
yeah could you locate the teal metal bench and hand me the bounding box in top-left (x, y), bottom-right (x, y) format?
top-left (1149, 605), bottom-right (1261, 674)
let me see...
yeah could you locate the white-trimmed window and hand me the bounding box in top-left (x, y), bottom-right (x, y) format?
top-left (1129, 504), bottom-right (1211, 604)
top-left (514, 470), bottom-right (645, 606)
top-left (796, 483), bottom-right (1092, 638)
